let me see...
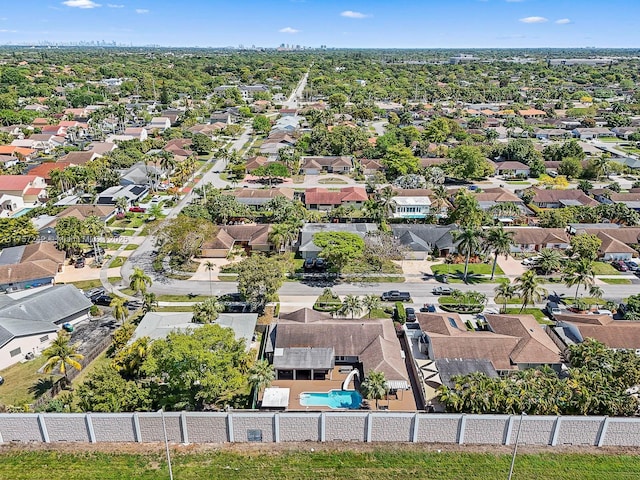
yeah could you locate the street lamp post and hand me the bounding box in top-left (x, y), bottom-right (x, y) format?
top-left (507, 412), bottom-right (526, 480)
top-left (159, 408), bottom-right (174, 480)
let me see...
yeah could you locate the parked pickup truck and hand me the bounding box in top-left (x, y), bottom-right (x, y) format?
top-left (432, 286), bottom-right (454, 295)
top-left (381, 290), bottom-right (411, 302)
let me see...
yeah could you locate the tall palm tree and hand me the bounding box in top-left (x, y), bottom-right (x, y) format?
top-left (562, 258), bottom-right (596, 303)
top-left (42, 331), bottom-right (84, 384)
top-left (536, 248), bottom-right (562, 275)
top-left (452, 227), bottom-right (485, 283)
top-left (248, 360), bottom-right (275, 393)
top-left (589, 285), bottom-right (604, 308)
top-left (376, 186), bottom-right (396, 218)
top-left (110, 297), bottom-right (128, 323)
top-left (515, 270), bottom-right (548, 313)
top-left (129, 266), bottom-right (152, 296)
top-left (268, 223), bottom-right (290, 253)
top-left (362, 294), bottom-right (381, 319)
top-left (142, 292), bottom-right (158, 313)
top-left (494, 282), bottom-right (517, 314)
top-left (360, 370), bottom-right (387, 410)
top-left (431, 185), bottom-right (451, 218)
top-left (485, 226), bottom-right (514, 280)
top-left (204, 260), bottom-right (216, 296)
top-left (340, 295), bottom-right (362, 319)
top-left (83, 215), bottom-right (108, 264)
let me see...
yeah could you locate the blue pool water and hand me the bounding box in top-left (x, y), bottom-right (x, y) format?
top-left (299, 390), bottom-right (363, 409)
top-left (11, 207), bottom-right (33, 218)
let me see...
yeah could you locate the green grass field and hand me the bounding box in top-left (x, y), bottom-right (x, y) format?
top-left (0, 356), bottom-right (52, 406)
top-left (2, 448), bottom-right (640, 480)
top-left (600, 278), bottom-right (633, 285)
top-left (504, 307), bottom-right (550, 323)
top-left (431, 263), bottom-right (504, 277)
top-left (592, 262), bottom-right (621, 275)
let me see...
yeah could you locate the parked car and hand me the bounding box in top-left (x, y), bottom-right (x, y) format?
top-left (93, 294), bottom-right (113, 306)
top-left (112, 231), bottom-right (121, 238)
top-left (74, 257), bottom-right (85, 268)
top-left (129, 206), bottom-right (146, 213)
top-left (612, 261), bottom-right (629, 272)
top-left (545, 301), bottom-right (563, 319)
top-left (591, 309), bottom-right (613, 317)
top-left (315, 258), bottom-right (327, 271)
top-left (84, 247), bottom-right (105, 258)
top-left (125, 300), bottom-right (143, 310)
top-left (432, 286), bottom-right (453, 295)
top-left (62, 322), bottom-right (74, 332)
top-left (381, 290), bottom-right (411, 302)
top-left (624, 260), bottom-right (639, 271)
top-left (303, 258), bottom-right (315, 270)
top-left (84, 288), bottom-right (105, 301)
top-left (405, 307), bottom-right (417, 322)
top-left (420, 303), bottom-right (436, 313)
top-left (522, 256), bottom-right (541, 266)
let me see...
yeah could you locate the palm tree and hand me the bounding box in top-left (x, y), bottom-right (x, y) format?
top-left (589, 285), bottom-right (604, 308)
top-left (362, 294), bottom-right (381, 319)
top-left (360, 370), bottom-right (388, 410)
top-left (376, 186), bottom-right (396, 218)
top-left (515, 270), bottom-right (548, 313)
top-left (248, 360), bottom-right (275, 393)
top-left (340, 295), bottom-right (362, 319)
top-left (204, 260), bottom-right (216, 296)
top-left (110, 297), bottom-right (128, 323)
top-left (129, 266), bottom-right (152, 296)
top-left (452, 227), bottom-right (484, 283)
top-left (115, 196), bottom-right (128, 214)
top-left (268, 223), bottom-right (289, 253)
top-left (42, 331), bottom-right (84, 384)
top-left (83, 215), bottom-right (108, 265)
top-left (562, 258), bottom-right (596, 303)
top-left (431, 185), bottom-right (451, 218)
top-left (494, 282), bottom-right (517, 314)
top-left (536, 248), bottom-right (562, 275)
top-left (142, 292), bottom-right (158, 313)
top-left (486, 226), bottom-right (514, 280)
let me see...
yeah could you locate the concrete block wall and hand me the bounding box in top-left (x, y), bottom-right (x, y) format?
top-left (2, 412), bottom-right (640, 447)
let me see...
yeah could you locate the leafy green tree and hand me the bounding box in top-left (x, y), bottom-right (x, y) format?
top-left (423, 117), bottom-right (451, 143)
top-left (252, 114), bottom-right (271, 135)
top-left (446, 145), bottom-right (494, 179)
top-left (112, 337), bottom-right (150, 380)
top-left (313, 232), bottom-right (366, 271)
top-left (248, 360), bottom-right (275, 393)
top-left (362, 294), bottom-right (382, 319)
top-left (515, 270), bottom-right (547, 312)
top-left (142, 324), bottom-right (252, 410)
top-left (452, 227), bottom-right (485, 283)
top-left (562, 258), bottom-right (596, 303)
top-left (129, 266), bottom-right (152, 296)
top-left (42, 331), bottom-right (84, 384)
top-left (360, 370), bottom-right (387, 410)
top-left (569, 233), bottom-right (602, 261)
top-left (252, 162), bottom-right (290, 184)
top-left (236, 254), bottom-right (286, 309)
top-left (76, 365), bottom-right (151, 412)
top-left (192, 297), bottom-right (224, 323)
top-left (448, 190), bottom-right (484, 227)
top-left (328, 93), bottom-right (348, 110)
top-left (485, 226), bottom-right (514, 280)
top-left (190, 133), bottom-right (214, 155)
top-left (558, 157), bottom-right (583, 179)
top-left (340, 295), bottom-right (362, 319)
top-left (381, 145), bottom-right (419, 180)
top-left (157, 215), bottom-right (216, 262)
top-left (0, 217), bottom-right (38, 248)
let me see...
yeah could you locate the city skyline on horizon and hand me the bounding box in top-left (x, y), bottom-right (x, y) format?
top-left (0, 0), bottom-right (637, 49)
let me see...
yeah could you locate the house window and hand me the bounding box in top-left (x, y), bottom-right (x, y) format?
top-left (40, 335), bottom-right (49, 343)
top-left (10, 347), bottom-right (21, 358)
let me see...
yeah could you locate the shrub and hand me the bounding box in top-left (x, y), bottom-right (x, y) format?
top-left (89, 305), bottom-right (100, 316)
top-left (394, 301), bottom-right (406, 324)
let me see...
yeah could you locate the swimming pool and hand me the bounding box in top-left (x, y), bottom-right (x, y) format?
top-left (299, 389), bottom-right (363, 409)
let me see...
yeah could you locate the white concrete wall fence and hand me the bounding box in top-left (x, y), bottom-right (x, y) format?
top-left (1, 412), bottom-right (640, 447)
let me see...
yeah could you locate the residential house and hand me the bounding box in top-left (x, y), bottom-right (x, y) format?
top-left (265, 308), bottom-right (411, 390)
top-left (303, 186), bottom-right (368, 211)
top-left (495, 161), bottom-right (530, 177)
top-left (87, 142), bottom-right (118, 155)
top-left (245, 156), bottom-right (269, 173)
top-left (226, 187), bottom-right (295, 209)
top-left (0, 146), bottom-right (36, 161)
top-left (12, 134), bottom-right (65, 153)
top-left (505, 227), bottom-right (570, 253)
top-left (391, 224), bottom-right (459, 259)
top-left (147, 117), bottom-right (171, 132)
top-left (552, 314), bottom-right (640, 353)
top-left (0, 194), bottom-right (24, 218)
top-left (572, 127), bottom-right (615, 140)
top-left (0, 155), bottom-right (19, 169)
top-left (160, 109), bottom-right (183, 126)
top-left (592, 190), bottom-right (640, 211)
top-left (612, 127), bottom-right (638, 139)
top-left (122, 127), bottom-right (148, 141)
top-left (473, 187), bottom-right (528, 219)
top-left (417, 312), bottom-right (562, 374)
top-left (569, 226), bottom-right (640, 261)
top-left (28, 162), bottom-right (73, 186)
top-left (34, 204), bottom-right (117, 241)
top-left (360, 158), bottom-right (384, 176)
top-left (187, 124), bottom-right (219, 137)
top-left (95, 184), bottom-right (149, 205)
top-left (0, 242), bottom-right (66, 293)
top-left (58, 151), bottom-right (101, 166)
top-left (200, 224), bottom-right (272, 258)
top-left (300, 156), bottom-right (354, 175)
top-left (0, 285), bottom-right (92, 369)
top-left (530, 188), bottom-right (599, 209)
top-left (119, 162), bottom-right (162, 187)
top-left (133, 311), bottom-right (258, 351)
top-left (391, 188), bottom-right (432, 219)
top-left (518, 108), bottom-right (547, 119)
top-left (534, 129), bottom-right (570, 141)
top-left (297, 223), bottom-right (378, 259)
top-left (0, 175), bottom-right (47, 205)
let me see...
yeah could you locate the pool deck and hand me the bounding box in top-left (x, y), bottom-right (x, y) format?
top-left (266, 367), bottom-right (417, 412)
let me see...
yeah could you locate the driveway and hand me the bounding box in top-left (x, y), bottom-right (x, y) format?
top-left (497, 255), bottom-right (526, 278)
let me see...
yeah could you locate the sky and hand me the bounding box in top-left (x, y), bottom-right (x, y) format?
top-left (0, 0), bottom-right (638, 48)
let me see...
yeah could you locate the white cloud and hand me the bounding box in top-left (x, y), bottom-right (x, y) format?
top-left (340, 10), bottom-right (370, 19)
top-left (135, 8), bottom-right (149, 14)
top-left (0, 29), bottom-right (17, 33)
top-left (107, 3), bottom-right (124, 7)
top-left (62, 0), bottom-right (101, 8)
top-left (519, 16), bottom-right (548, 23)
top-left (279, 27), bottom-right (300, 34)
top-left (555, 18), bottom-right (571, 24)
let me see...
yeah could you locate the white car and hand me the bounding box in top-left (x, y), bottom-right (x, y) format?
top-left (522, 256), bottom-right (541, 266)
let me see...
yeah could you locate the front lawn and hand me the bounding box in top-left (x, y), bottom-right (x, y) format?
top-left (592, 262), bottom-right (621, 275)
top-left (0, 356), bottom-right (52, 407)
top-left (431, 263), bottom-right (504, 277)
top-left (108, 256), bottom-right (126, 268)
top-left (600, 278), bottom-right (633, 285)
top-left (504, 307), bottom-right (551, 324)
top-left (156, 294), bottom-right (209, 302)
top-left (68, 278), bottom-right (120, 290)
